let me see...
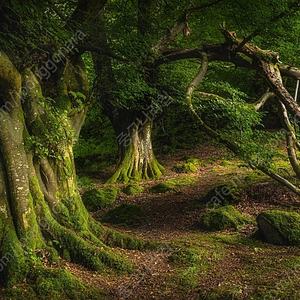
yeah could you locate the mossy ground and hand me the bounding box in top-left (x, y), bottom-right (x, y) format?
top-left (172, 162), bottom-right (197, 173)
top-left (82, 142), bottom-right (300, 299)
top-left (6, 142), bottom-right (300, 300)
top-left (151, 177), bottom-right (197, 193)
top-left (3, 265), bottom-right (108, 300)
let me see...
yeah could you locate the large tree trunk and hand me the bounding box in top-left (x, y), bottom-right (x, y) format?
top-left (107, 112), bottom-right (165, 184)
top-left (0, 51), bottom-right (148, 298)
top-left (91, 5), bottom-right (165, 184)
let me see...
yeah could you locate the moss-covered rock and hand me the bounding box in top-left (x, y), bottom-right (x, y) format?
top-left (82, 186), bottom-right (119, 212)
top-left (151, 177), bottom-right (196, 193)
top-left (186, 158), bottom-right (204, 167)
top-left (257, 210), bottom-right (300, 246)
top-left (123, 184), bottom-right (144, 195)
top-left (199, 205), bottom-right (250, 231)
top-left (102, 204), bottom-right (147, 226)
top-left (172, 162), bottom-right (197, 174)
top-left (199, 184), bottom-right (238, 208)
top-left (220, 160), bottom-right (233, 166)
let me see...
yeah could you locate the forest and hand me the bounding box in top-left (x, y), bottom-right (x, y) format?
top-left (2, 0), bottom-right (300, 299)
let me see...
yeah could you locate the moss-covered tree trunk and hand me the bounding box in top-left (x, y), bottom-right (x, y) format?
top-left (91, 2), bottom-right (165, 184)
top-left (107, 114), bottom-right (165, 183)
top-left (0, 51), bottom-right (147, 299)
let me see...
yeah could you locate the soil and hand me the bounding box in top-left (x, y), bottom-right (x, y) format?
top-left (69, 142), bottom-right (300, 299)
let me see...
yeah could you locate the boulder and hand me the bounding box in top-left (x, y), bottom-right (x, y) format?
top-left (123, 184), bottom-right (144, 195)
top-left (82, 186), bottom-right (119, 212)
top-left (200, 184), bottom-right (238, 208)
top-left (186, 158), bottom-right (204, 167)
top-left (151, 177), bottom-right (196, 193)
top-left (200, 205), bottom-right (250, 231)
top-left (172, 162), bottom-right (197, 174)
top-left (257, 210), bottom-right (300, 246)
top-left (102, 204), bottom-right (147, 226)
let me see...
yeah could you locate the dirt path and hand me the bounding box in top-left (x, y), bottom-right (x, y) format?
top-left (70, 142), bottom-right (300, 300)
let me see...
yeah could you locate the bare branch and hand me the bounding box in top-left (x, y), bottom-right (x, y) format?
top-left (182, 54), bottom-right (300, 196)
top-left (252, 92), bottom-right (276, 111)
top-left (280, 66), bottom-right (300, 80)
top-left (279, 100), bottom-right (300, 154)
top-left (295, 80), bottom-right (300, 101)
top-left (186, 53), bottom-right (209, 100)
top-left (152, 0), bottom-right (223, 53)
top-left (152, 13), bottom-right (188, 53)
top-left (255, 166), bottom-right (300, 196)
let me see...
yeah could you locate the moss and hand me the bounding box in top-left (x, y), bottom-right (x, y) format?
top-left (0, 214), bottom-right (27, 287)
top-left (151, 177), bottom-right (197, 193)
top-left (172, 162), bottom-right (197, 174)
top-left (220, 160), bottom-right (233, 166)
top-left (104, 229), bottom-right (157, 250)
top-left (45, 218), bottom-right (133, 273)
top-left (257, 210), bottom-right (300, 246)
top-left (77, 175), bottom-right (93, 189)
top-left (82, 186), bottom-right (119, 212)
top-left (88, 217), bottom-right (104, 237)
top-left (186, 158), bottom-right (204, 167)
top-left (102, 204), bottom-right (147, 226)
top-left (123, 184), bottom-right (144, 195)
top-left (62, 249), bottom-right (71, 262)
top-left (47, 247), bottom-right (60, 265)
top-left (244, 171), bottom-right (267, 184)
top-left (169, 240), bottom-right (223, 293)
top-left (199, 205), bottom-right (251, 231)
top-left (53, 95), bottom-right (71, 112)
top-left (107, 147), bottom-right (165, 184)
top-left (199, 184), bottom-right (239, 208)
top-left (4, 267), bottom-right (107, 300)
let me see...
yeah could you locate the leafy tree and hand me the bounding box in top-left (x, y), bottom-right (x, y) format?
top-left (0, 0), bottom-right (150, 297)
top-left (1, 0), bottom-right (300, 297)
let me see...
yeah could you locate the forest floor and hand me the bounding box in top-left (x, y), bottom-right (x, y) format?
top-left (73, 141), bottom-right (300, 300)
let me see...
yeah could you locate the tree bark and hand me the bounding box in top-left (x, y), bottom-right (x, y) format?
top-left (0, 50), bottom-right (148, 297)
top-left (107, 112), bottom-right (165, 183)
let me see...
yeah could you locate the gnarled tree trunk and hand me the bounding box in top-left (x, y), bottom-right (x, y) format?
top-left (0, 51), bottom-right (147, 298)
top-left (107, 111), bottom-right (165, 184)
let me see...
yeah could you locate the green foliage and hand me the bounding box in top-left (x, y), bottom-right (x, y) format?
top-left (74, 108), bottom-right (117, 171)
top-left (27, 99), bottom-right (73, 160)
top-left (199, 206), bottom-right (251, 231)
top-left (77, 175), bottom-right (93, 189)
top-left (24, 248), bottom-right (43, 264)
top-left (102, 204), bottom-right (147, 226)
top-left (151, 177), bottom-right (197, 193)
top-left (123, 184), bottom-right (144, 195)
top-left (82, 187), bottom-right (119, 212)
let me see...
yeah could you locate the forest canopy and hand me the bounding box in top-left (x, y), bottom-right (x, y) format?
top-left (1, 0), bottom-right (300, 299)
